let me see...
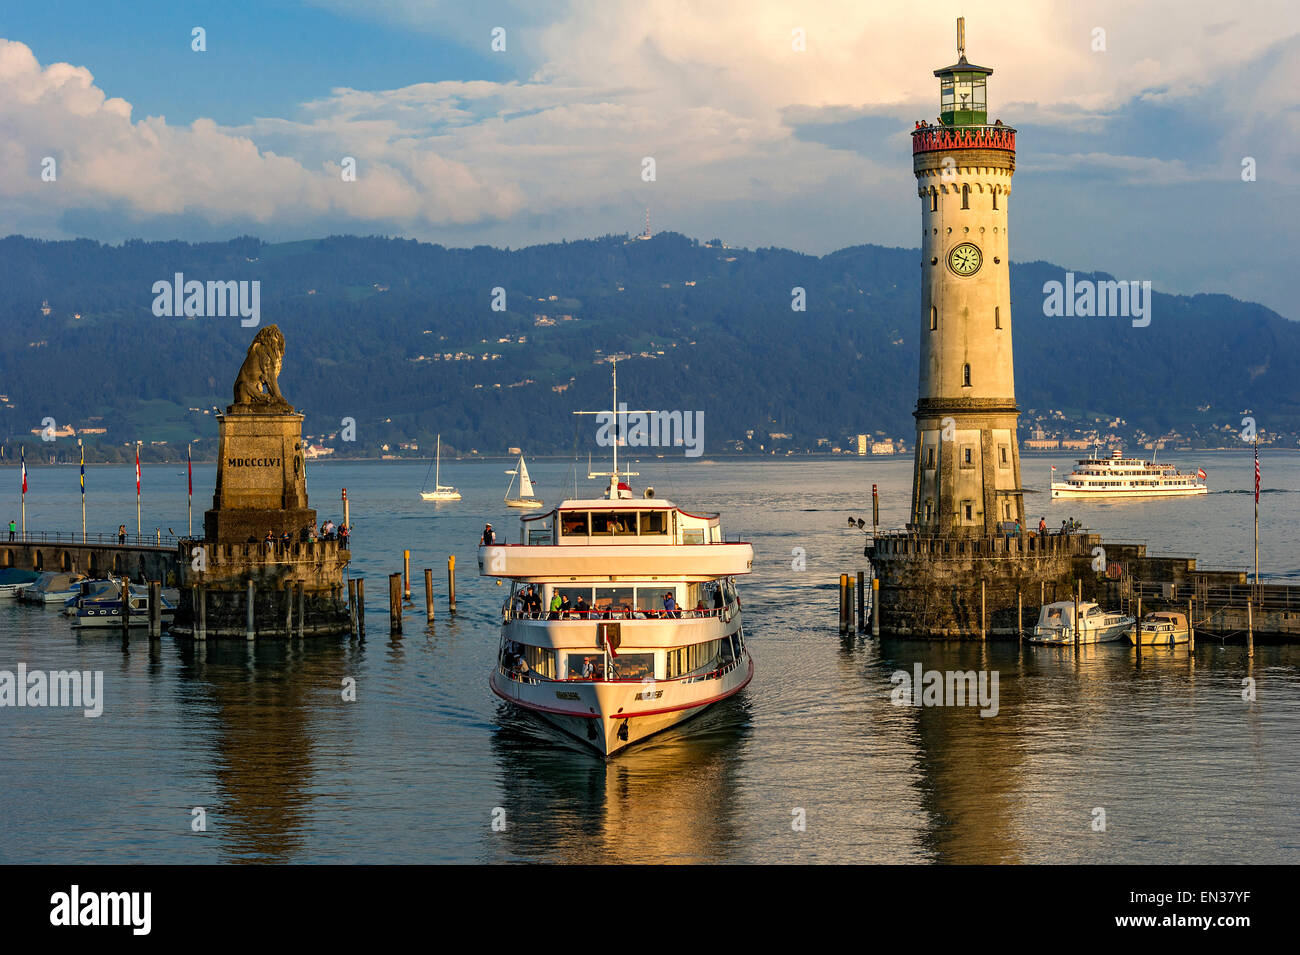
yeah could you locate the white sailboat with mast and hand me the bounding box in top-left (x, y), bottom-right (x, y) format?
top-left (419, 434), bottom-right (462, 501)
top-left (505, 453), bottom-right (544, 509)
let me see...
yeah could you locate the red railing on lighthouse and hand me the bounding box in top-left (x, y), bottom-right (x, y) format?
top-left (912, 124), bottom-right (1016, 155)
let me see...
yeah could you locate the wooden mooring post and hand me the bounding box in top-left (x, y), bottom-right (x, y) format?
top-left (856, 571), bottom-right (865, 634)
top-left (347, 579), bottom-right (357, 635)
top-left (403, 549), bottom-right (412, 605)
top-left (871, 576), bottom-right (880, 637)
top-left (389, 572), bottom-right (403, 633)
top-left (120, 578), bottom-right (131, 640)
top-left (980, 580), bottom-right (986, 641)
top-left (246, 579), bottom-right (256, 641)
top-left (1247, 599), bottom-right (1254, 659)
top-left (838, 574), bottom-right (849, 635)
top-left (297, 582), bottom-right (305, 638)
top-left (424, 568), bottom-right (434, 621)
top-left (447, 555), bottom-right (457, 614)
top-left (148, 580), bottom-right (162, 638)
top-left (1188, 597), bottom-right (1195, 651)
top-left (356, 578), bottom-right (366, 640)
top-left (1017, 587), bottom-right (1023, 644)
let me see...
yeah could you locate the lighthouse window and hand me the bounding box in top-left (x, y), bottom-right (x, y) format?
top-left (926, 447), bottom-right (935, 469)
top-left (993, 191), bottom-right (999, 210)
top-left (964, 504), bottom-right (973, 521)
top-left (995, 306), bottom-right (1001, 329)
top-left (930, 306), bottom-right (938, 330)
top-left (961, 184), bottom-right (970, 209)
top-left (963, 448), bottom-right (973, 465)
top-left (925, 501), bottom-right (933, 522)
top-left (962, 364), bottom-right (972, 387)
top-left (1000, 446), bottom-right (1009, 466)
top-left (930, 192), bottom-right (938, 212)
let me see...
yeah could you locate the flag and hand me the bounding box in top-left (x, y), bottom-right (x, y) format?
top-left (1051, 465), bottom-right (1057, 472)
top-left (1255, 446), bottom-right (1260, 503)
top-left (20, 445), bottom-right (26, 494)
top-left (1196, 468), bottom-right (1206, 480)
top-left (135, 445), bottom-right (141, 496)
top-left (79, 440), bottom-right (85, 496)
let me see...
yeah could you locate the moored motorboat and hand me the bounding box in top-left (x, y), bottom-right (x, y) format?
top-left (63, 578), bottom-right (179, 628)
top-left (16, 571), bottom-right (88, 605)
top-left (1029, 600), bottom-right (1134, 644)
top-left (1128, 611), bottom-right (1190, 646)
top-left (0, 568), bottom-right (42, 600)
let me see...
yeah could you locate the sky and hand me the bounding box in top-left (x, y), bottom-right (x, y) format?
top-left (2, 0), bottom-right (1298, 317)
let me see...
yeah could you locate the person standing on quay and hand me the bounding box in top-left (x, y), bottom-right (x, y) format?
top-left (118, 524), bottom-right (126, 545)
top-left (7, 519), bottom-right (14, 542)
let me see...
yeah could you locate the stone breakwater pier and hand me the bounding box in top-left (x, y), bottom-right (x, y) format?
top-left (169, 324), bottom-right (352, 639)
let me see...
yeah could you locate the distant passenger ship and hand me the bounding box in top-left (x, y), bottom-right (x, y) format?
top-left (1050, 449), bottom-right (1207, 499)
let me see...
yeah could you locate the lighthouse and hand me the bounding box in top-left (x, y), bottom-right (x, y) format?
top-left (909, 17), bottom-right (1023, 536)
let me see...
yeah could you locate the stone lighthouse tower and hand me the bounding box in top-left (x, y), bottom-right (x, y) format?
top-left (910, 17), bottom-right (1024, 536)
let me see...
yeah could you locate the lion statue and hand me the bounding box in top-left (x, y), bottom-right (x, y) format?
top-left (230, 324), bottom-right (294, 413)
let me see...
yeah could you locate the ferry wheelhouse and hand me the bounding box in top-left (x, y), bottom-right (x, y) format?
top-left (479, 476), bottom-right (753, 756)
top-left (1050, 450), bottom-right (1207, 499)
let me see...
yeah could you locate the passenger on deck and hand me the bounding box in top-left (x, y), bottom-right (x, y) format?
top-left (575, 595), bottom-right (590, 617)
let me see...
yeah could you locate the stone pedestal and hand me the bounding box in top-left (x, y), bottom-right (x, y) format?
top-left (205, 412), bottom-right (315, 543)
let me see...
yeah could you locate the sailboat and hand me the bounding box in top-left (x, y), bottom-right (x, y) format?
top-left (504, 453), bottom-right (544, 509)
top-left (420, 435), bottom-right (462, 501)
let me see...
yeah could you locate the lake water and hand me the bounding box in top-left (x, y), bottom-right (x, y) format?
top-left (2, 452), bottom-right (1297, 863)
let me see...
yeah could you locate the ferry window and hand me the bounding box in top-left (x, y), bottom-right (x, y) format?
top-left (681, 528), bottom-right (705, 545)
top-left (590, 512), bottom-right (630, 535)
top-left (522, 645), bottom-right (556, 679)
top-left (555, 586), bottom-right (594, 616)
top-left (635, 589), bottom-right (663, 615)
top-left (560, 512), bottom-right (588, 536)
top-left (528, 526), bottom-right (552, 545)
top-left (610, 653), bottom-right (654, 682)
top-left (665, 639), bottom-right (723, 679)
top-left (594, 587), bottom-right (634, 616)
top-left (565, 654), bottom-right (606, 680)
top-left (638, 510), bottom-right (669, 535)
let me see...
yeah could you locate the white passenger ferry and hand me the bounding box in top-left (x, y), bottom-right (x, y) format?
top-left (478, 370), bottom-right (753, 756)
top-left (1050, 450), bottom-right (1207, 499)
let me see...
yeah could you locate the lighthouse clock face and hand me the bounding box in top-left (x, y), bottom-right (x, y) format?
top-left (947, 242), bottom-right (982, 276)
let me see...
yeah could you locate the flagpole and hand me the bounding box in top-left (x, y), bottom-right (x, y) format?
top-left (80, 438), bottom-right (86, 543)
top-left (20, 444), bottom-right (26, 541)
top-left (187, 442), bottom-right (193, 538)
top-left (1254, 437), bottom-right (1259, 603)
top-left (135, 443), bottom-right (141, 541)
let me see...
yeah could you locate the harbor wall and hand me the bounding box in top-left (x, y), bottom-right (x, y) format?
top-left (0, 540), bottom-right (177, 584)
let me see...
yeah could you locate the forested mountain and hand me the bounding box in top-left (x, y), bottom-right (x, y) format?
top-left (0, 232), bottom-right (1295, 461)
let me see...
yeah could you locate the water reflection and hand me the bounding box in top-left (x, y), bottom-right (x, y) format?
top-left (487, 696), bottom-right (752, 864)
top-left (174, 638), bottom-right (351, 863)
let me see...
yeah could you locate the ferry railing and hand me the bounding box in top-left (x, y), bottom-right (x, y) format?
top-left (497, 653), bottom-right (742, 686)
top-left (500, 604), bottom-right (736, 623)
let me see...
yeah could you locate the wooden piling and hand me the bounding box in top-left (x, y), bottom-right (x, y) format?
top-left (871, 577), bottom-right (880, 637)
top-left (856, 571), bottom-right (865, 633)
top-left (389, 572), bottom-right (403, 633)
top-left (842, 574), bottom-right (852, 634)
top-left (448, 555), bottom-right (457, 614)
top-left (246, 579), bottom-right (255, 641)
top-left (285, 583), bottom-right (294, 636)
top-left (1187, 597), bottom-right (1194, 651)
top-left (980, 580), bottom-right (986, 641)
top-left (297, 582), bottom-right (306, 638)
top-left (1073, 581), bottom-right (1080, 648)
top-left (846, 574), bottom-right (855, 633)
top-left (403, 549), bottom-right (412, 603)
top-left (348, 579), bottom-right (357, 635)
top-left (356, 578), bottom-right (366, 639)
top-left (1247, 599), bottom-right (1254, 659)
top-left (120, 578), bottom-right (131, 640)
top-left (148, 581), bottom-right (162, 638)
top-left (196, 584), bottom-right (206, 640)
top-left (424, 568), bottom-right (434, 620)
top-left (1017, 587), bottom-right (1023, 644)
top-left (1134, 596), bottom-right (1142, 660)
